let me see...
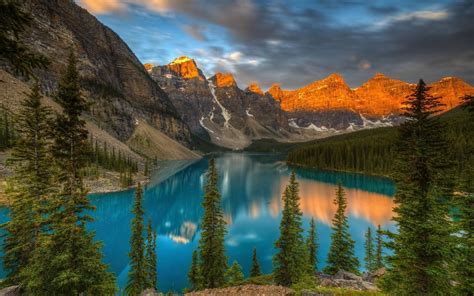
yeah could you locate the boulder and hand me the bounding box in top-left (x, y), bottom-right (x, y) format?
top-left (0, 286), bottom-right (21, 296)
top-left (334, 270), bottom-right (362, 281)
top-left (140, 288), bottom-right (160, 296)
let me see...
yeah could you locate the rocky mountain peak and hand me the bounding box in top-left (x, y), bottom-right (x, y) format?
top-left (372, 72), bottom-right (387, 80)
top-left (267, 83), bottom-right (284, 101)
top-left (325, 73), bottom-right (345, 83)
top-left (144, 63), bottom-right (154, 71)
top-left (246, 83), bottom-right (264, 95)
top-left (211, 72), bottom-right (237, 88)
top-left (166, 56), bottom-right (205, 80)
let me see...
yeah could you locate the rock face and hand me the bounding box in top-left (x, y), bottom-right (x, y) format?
top-left (167, 56), bottom-right (205, 80)
top-left (246, 83), bottom-right (264, 95)
top-left (273, 73), bottom-right (474, 116)
top-left (0, 286), bottom-right (21, 296)
top-left (16, 0), bottom-right (192, 148)
top-left (149, 59), bottom-right (294, 149)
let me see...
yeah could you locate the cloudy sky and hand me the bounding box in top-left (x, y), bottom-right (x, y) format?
top-left (76, 0), bottom-right (474, 90)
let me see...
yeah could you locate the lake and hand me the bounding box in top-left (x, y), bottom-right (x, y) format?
top-left (0, 153), bottom-right (397, 293)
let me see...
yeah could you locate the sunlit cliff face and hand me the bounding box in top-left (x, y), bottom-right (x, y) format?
top-left (272, 176), bottom-right (395, 227)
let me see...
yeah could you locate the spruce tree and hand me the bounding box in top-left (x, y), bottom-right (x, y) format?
top-left (225, 261), bottom-right (244, 285)
top-left (250, 248), bottom-right (261, 278)
top-left (145, 219), bottom-right (157, 291)
top-left (0, 0), bottom-right (48, 78)
top-left (2, 81), bottom-right (52, 285)
top-left (22, 50), bottom-right (116, 295)
top-left (364, 227), bottom-right (375, 272)
top-left (374, 225), bottom-right (384, 270)
top-left (126, 183), bottom-right (147, 295)
top-left (306, 218), bottom-right (318, 274)
top-left (188, 250), bottom-right (203, 291)
top-left (198, 159), bottom-right (227, 288)
top-left (382, 79), bottom-right (454, 295)
top-left (324, 182), bottom-right (359, 275)
top-left (453, 98), bottom-right (474, 295)
top-left (273, 171), bottom-right (307, 286)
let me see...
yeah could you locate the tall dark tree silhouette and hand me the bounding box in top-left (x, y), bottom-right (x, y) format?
top-left (198, 159), bottom-right (227, 288)
top-left (145, 220), bottom-right (157, 291)
top-left (250, 248), bottom-right (261, 278)
top-left (382, 79), bottom-right (454, 295)
top-left (324, 183), bottom-right (359, 274)
top-left (374, 225), bottom-right (384, 270)
top-left (188, 250), bottom-right (202, 291)
top-left (126, 183), bottom-right (146, 295)
top-left (364, 227), bottom-right (375, 272)
top-left (23, 50), bottom-right (116, 295)
top-left (306, 218), bottom-right (318, 274)
top-left (2, 82), bottom-right (53, 285)
top-left (273, 171), bottom-right (307, 286)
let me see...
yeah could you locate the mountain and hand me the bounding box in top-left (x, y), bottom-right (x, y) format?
top-left (274, 73), bottom-right (474, 116)
top-left (1, 0), bottom-right (198, 160)
top-left (149, 56), bottom-right (473, 149)
top-left (149, 58), bottom-right (300, 149)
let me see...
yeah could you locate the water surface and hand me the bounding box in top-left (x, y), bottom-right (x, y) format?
top-left (1, 153), bottom-right (397, 292)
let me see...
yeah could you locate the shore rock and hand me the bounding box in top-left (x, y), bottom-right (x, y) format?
top-left (319, 270), bottom-right (378, 291)
top-left (185, 284), bottom-right (295, 296)
top-left (0, 286), bottom-right (21, 296)
top-left (140, 288), bottom-right (160, 296)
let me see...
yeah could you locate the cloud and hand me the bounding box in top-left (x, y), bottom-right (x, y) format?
top-left (181, 24), bottom-right (207, 41)
top-left (227, 51), bottom-right (243, 62)
top-left (78, 0), bottom-right (126, 13)
top-left (358, 60), bottom-right (371, 71)
top-left (375, 9), bottom-right (450, 28)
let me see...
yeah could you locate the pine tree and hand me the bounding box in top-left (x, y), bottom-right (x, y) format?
top-left (324, 182), bottom-right (359, 275)
top-left (306, 218), bottom-right (318, 274)
top-left (250, 248), bottom-right (261, 278)
top-left (225, 261), bottom-right (244, 285)
top-left (364, 227), bottom-right (375, 272)
top-left (22, 50), bottom-right (116, 295)
top-left (1, 81), bottom-right (52, 285)
top-left (188, 250), bottom-right (203, 291)
top-left (198, 159), bottom-right (227, 288)
top-left (382, 79), bottom-right (454, 295)
top-left (453, 99), bottom-right (474, 295)
top-left (126, 183), bottom-right (147, 295)
top-left (374, 225), bottom-right (384, 270)
top-left (273, 171), bottom-right (307, 286)
top-left (145, 219), bottom-right (157, 291)
top-left (0, 0), bottom-right (48, 78)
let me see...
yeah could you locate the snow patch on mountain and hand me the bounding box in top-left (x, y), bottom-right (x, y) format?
top-left (208, 80), bottom-right (232, 128)
top-left (246, 108), bottom-right (254, 117)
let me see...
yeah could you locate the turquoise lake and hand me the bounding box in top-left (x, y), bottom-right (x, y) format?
top-left (0, 153), bottom-right (397, 293)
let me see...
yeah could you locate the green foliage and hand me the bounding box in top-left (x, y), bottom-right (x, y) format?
top-left (126, 183), bottom-right (147, 295)
top-left (250, 248), bottom-right (261, 278)
top-left (0, 0), bottom-right (49, 78)
top-left (306, 218), bottom-right (318, 273)
top-left (198, 158), bottom-right (227, 288)
top-left (187, 250), bottom-right (203, 291)
top-left (364, 227), bottom-right (375, 272)
top-left (290, 273), bottom-right (319, 295)
top-left (225, 260), bottom-right (244, 286)
top-left (382, 80), bottom-right (454, 295)
top-left (374, 225), bottom-right (384, 270)
top-left (241, 274), bottom-right (274, 286)
top-left (0, 106), bottom-right (16, 150)
top-left (273, 171), bottom-right (308, 286)
top-left (324, 183), bottom-right (359, 275)
top-left (145, 220), bottom-right (157, 291)
top-left (21, 51), bottom-right (116, 295)
top-left (1, 81), bottom-right (53, 285)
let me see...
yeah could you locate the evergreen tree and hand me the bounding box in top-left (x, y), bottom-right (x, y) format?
top-left (1, 81), bottom-right (52, 285)
top-left (306, 218), bottom-right (318, 274)
top-left (374, 225), bottom-right (384, 270)
top-left (188, 250), bottom-right (203, 291)
top-left (324, 182), bottom-right (359, 274)
top-left (225, 261), bottom-right (244, 285)
top-left (22, 50), bottom-right (116, 295)
top-left (145, 219), bottom-right (157, 291)
top-left (0, 0), bottom-right (48, 78)
top-left (126, 183), bottom-right (146, 295)
top-left (382, 79), bottom-right (454, 295)
top-left (364, 227), bottom-right (375, 272)
top-left (273, 171), bottom-right (307, 286)
top-left (453, 98), bottom-right (474, 295)
top-left (250, 248), bottom-right (261, 278)
top-left (198, 159), bottom-right (227, 288)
